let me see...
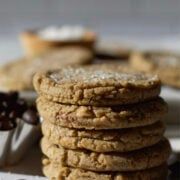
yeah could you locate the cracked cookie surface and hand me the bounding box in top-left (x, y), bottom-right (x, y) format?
top-left (41, 138), bottom-right (171, 172)
top-left (43, 158), bottom-right (168, 180)
top-left (42, 120), bottom-right (165, 152)
top-left (37, 96), bottom-right (167, 129)
top-left (33, 65), bottom-right (161, 106)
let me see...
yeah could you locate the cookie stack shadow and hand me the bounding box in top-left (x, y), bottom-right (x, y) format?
top-left (33, 65), bottom-right (171, 180)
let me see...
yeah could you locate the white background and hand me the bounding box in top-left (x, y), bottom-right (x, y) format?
top-left (1, 0), bottom-right (180, 36)
top-left (1, 0), bottom-right (180, 62)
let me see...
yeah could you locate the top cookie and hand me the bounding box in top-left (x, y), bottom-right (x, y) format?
top-left (130, 51), bottom-right (180, 88)
top-left (33, 64), bottom-right (161, 106)
top-left (0, 47), bottom-right (92, 91)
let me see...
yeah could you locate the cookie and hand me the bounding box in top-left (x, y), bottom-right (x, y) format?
top-left (43, 159), bottom-right (168, 180)
top-left (20, 27), bottom-right (96, 57)
top-left (39, 47), bottom-right (93, 65)
top-left (33, 65), bottom-right (161, 106)
top-left (130, 51), bottom-right (180, 88)
top-left (0, 47), bottom-right (93, 91)
top-left (37, 96), bottom-right (167, 129)
top-left (42, 120), bottom-right (165, 152)
top-left (41, 138), bottom-right (171, 172)
top-left (95, 42), bottom-right (131, 60)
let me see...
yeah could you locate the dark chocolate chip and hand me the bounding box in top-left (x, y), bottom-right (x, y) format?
top-left (0, 91), bottom-right (22, 118)
top-left (0, 91), bottom-right (40, 129)
top-left (9, 111), bottom-right (18, 119)
top-left (7, 91), bottom-right (18, 101)
top-left (16, 99), bottom-right (27, 107)
top-left (169, 161), bottom-right (180, 179)
top-left (0, 92), bottom-right (7, 101)
top-left (0, 118), bottom-right (16, 130)
top-left (16, 99), bottom-right (28, 116)
top-left (22, 109), bottom-right (39, 125)
top-left (29, 104), bottom-right (37, 111)
top-left (2, 101), bottom-right (8, 108)
top-left (0, 111), bottom-right (6, 117)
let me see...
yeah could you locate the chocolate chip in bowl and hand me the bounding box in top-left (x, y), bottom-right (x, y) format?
top-left (0, 118), bottom-right (16, 131)
top-left (0, 91), bottom-right (41, 167)
top-left (22, 105), bottom-right (40, 125)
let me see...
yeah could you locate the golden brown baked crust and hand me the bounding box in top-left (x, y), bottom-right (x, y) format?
top-left (42, 120), bottom-right (165, 152)
top-left (37, 96), bottom-right (167, 129)
top-left (41, 138), bottom-right (171, 172)
top-left (42, 158), bottom-right (168, 180)
top-left (33, 65), bottom-right (161, 106)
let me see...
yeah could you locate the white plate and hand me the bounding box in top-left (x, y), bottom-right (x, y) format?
top-left (0, 173), bottom-right (45, 180)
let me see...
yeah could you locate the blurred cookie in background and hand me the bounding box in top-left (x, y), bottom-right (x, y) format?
top-left (130, 51), bottom-right (180, 88)
top-left (20, 25), bottom-right (97, 57)
top-left (95, 41), bottom-right (132, 61)
top-left (0, 47), bottom-right (93, 91)
top-left (38, 46), bottom-right (93, 65)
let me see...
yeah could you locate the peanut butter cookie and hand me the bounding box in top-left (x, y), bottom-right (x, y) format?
top-left (41, 138), bottom-right (171, 172)
top-left (42, 120), bottom-right (165, 152)
top-left (130, 51), bottom-right (180, 88)
top-left (33, 65), bottom-right (161, 106)
top-left (0, 47), bottom-right (92, 91)
top-left (37, 96), bottom-right (167, 129)
top-left (43, 158), bottom-right (167, 180)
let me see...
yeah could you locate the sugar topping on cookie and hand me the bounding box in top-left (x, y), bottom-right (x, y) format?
top-left (49, 67), bottom-right (159, 84)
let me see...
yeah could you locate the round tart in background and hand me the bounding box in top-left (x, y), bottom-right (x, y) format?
top-left (20, 25), bottom-right (97, 57)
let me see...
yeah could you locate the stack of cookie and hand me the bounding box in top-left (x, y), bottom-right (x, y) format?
top-left (33, 65), bottom-right (171, 180)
